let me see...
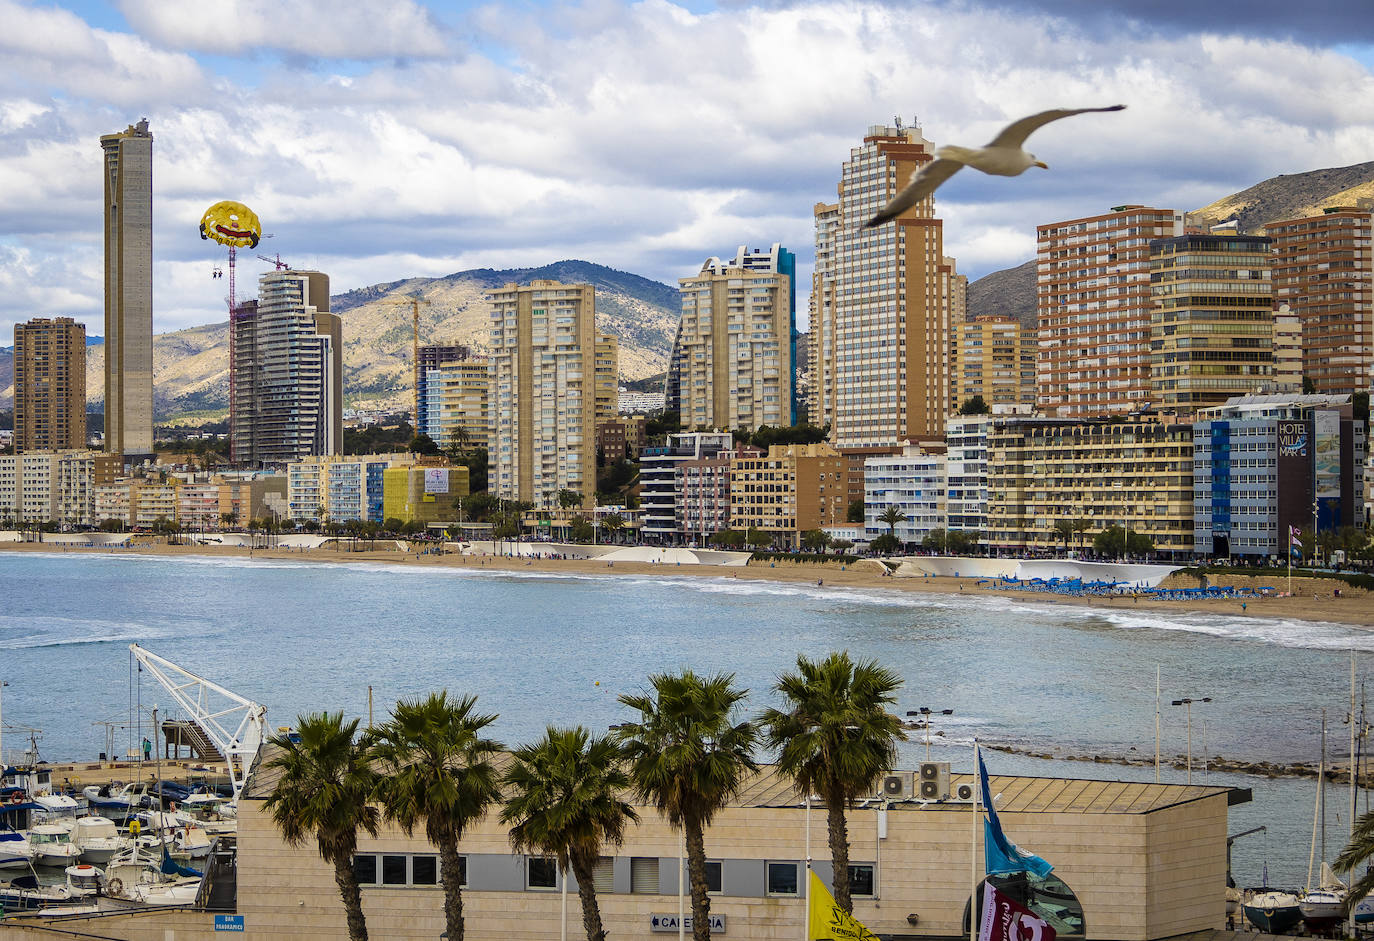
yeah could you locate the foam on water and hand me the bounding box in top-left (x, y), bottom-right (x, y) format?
top-left (0, 614), bottom-right (187, 650)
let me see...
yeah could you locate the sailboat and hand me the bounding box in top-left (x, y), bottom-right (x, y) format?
top-left (1298, 710), bottom-right (1347, 932)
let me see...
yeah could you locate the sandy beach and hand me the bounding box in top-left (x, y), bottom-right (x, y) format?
top-left (8, 539), bottom-right (1372, 629)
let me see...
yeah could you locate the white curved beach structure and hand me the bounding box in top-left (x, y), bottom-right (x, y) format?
top-left (890, 555), bottom-right (1179, 587)
top-left (458, 541), bottom-right (751, 566)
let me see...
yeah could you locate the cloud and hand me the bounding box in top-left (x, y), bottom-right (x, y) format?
top-left (1, 0), bottom-right (1373, 344)
top-left (116, 0), bottom-right (449, 59)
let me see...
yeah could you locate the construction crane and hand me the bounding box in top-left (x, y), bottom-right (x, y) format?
top-left (385, 295), bottom-right (432, 430)
top-left (257, 253), bottom-right (290, 270)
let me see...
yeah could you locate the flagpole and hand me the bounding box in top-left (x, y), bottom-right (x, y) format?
top-left (803, 793), bottom-right (811, 941)
top-left (971, 740), bottom-right (980, 941)
top-left (1155, 665), bottom-right (1161, 784)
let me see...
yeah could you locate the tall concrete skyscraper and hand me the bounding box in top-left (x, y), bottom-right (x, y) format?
top-left (811, 121), bottom-right (958, 451)
top-left (230, 269), bottom-right (342, 466)
top-left (670, 243), bottom-right (796, 432)
top-left (14, 317), bottom-right (87, 452)
top-left (100, 118), bottom-right (154, 460)
top-left (487, 280), bottom-right (615, 506)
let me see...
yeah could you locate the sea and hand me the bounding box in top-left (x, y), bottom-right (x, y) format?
top-left (1, 549), bottom-right (1369, 888)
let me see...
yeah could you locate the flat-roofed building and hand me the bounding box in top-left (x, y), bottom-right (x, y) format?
top-left (100, 118), bottom-right (154, 461)
top-left (1193, 393), bottom-right (1366, 557)
top-left (489, 281), bottom-right (609, 506)
top-left (287, 453), bottom-right (411, 523)
top-left (808, 202), bottom-right (840, 429)
top-left (1272, 304), bottom-right (1304, 394)
top-left (729, 441), bottom-right (847, 549)
top-left (14, 317), bottom-right (87, 453)
top-left (0, 450), bottom-right (121, 528)
top-left (1267, 207), bottom-right (1374, 396)
top-left (382, 462), bottom-right (468, 526)
top-left (985, 417), bottom-right (1195, 556)
top-left (1038, 206), bottom-right (1184, 418)
top-left (812, 121), bottom-right (959, 449)
top-left (230, 755), bottom-right (1242, 941)
top-left (672, 244), bottom-right (796, 432)
top-left (1149, 233), bottom-right (1274, 416)
top-left (952, 315), bottom-right (1035, 412)
top-left (418, 352), bottom-right (490, 453)
top-left (639, 432), bottom-right (735, 544)
top-left (863, 446), bottom-right (946, 546)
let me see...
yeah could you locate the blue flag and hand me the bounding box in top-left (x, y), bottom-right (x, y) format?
top-left (978, 747), bottom-right (1053, 878)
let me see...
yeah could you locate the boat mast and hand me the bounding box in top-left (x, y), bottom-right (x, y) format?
top-left (1308, 710), bottom-right (1324, 891)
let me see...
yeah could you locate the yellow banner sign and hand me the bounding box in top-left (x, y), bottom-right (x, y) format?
top-left (808, 870), bottom-right (879, 940)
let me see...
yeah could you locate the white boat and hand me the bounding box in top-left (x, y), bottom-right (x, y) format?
top-left (70, 815), bottom-right (131, 865)
top-left (28, 823), bottom-right (81, 867)
top-left (179, 792), bottom-right (236, 826)
top-left (0, 831), bottom-right (36, 870)
top-left (82, 781), bottom-right (149, 820)
top-left (1300, 715), bottom-right (1348, 933)
top-left (102, 844), bottom-right (202, 908)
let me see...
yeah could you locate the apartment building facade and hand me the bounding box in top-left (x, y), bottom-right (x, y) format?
top-left (417, 350), bottom-right (491, 453)
top-left (863, 447), bottom-right (947, 544)
top-left (1037, 206), bottom-right (1184, 417)
top-left (0, 451), bottom-right (121, 527)
top-left (671, 244), bottom-right (796, 432)
top-left (952, 315), bottom-right (1035, 412)
top-left (638, 432), bottom-right (734, 544)
top-left (1267, 207), bottom-right (1374, 396)
top-left (729, 442), bottom-right (847, 549)
top-left (14, 317), bottom-right (87, 453)
top-left (488, 281), bottom-right (612, 506)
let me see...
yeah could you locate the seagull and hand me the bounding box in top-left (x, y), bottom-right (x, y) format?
top-left (864, 105), bottom-right (1126, 228)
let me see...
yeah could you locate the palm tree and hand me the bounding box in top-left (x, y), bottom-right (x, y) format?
top-left (617, 671), bottom-right (758, 941)
top-left (1336, 809), bottom-right (1374, 910)
top-left (263, 712), bottom-right (380, 941)
top-left (368, 692), bottom-right (502, 941)
top-left (501, 727), bottom-right (639, 941)
top-left (877, 505), bottom-right (907, 540)
top-left (758, 652), bottom-right (905, 913)
top-left (601, 513), bottom-right (625, 546)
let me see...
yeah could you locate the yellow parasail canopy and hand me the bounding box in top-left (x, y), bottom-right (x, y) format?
top-left (199, 200), bottom-right (261, 249)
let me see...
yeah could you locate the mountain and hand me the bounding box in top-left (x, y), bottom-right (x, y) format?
top-left (0, 260), bottom-right (680, 419)
top-left (966, 259), bottom-right (1036, 329)
top-left (1188, 160), bottom-right (1374, 233)
top-left (965, 159), bottom-right (1374, 331)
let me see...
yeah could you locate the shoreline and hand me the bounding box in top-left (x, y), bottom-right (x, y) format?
top-left (5, 538), bottom-right (1372, 629)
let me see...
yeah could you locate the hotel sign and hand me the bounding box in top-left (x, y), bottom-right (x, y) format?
top-left (1277, 421), bottom-right (1308, 457)
top-left (651, 912), bottom-right (726, 933)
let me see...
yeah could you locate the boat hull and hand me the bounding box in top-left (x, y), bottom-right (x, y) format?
top-left (1300, 891), bottom-right (1346, 931)
top-left (1244, 896), bottom-right (1303, 935)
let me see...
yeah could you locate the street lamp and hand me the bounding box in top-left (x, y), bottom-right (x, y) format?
top-left (906, 708), bottom-right (954, 760)
top-left (1170, 697), bottom-right (1211, 784)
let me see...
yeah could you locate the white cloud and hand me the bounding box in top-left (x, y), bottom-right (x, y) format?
top-left (1, 0), bottom-right (1373, 342)
top-left (117, 0), bottom-right (448, 58)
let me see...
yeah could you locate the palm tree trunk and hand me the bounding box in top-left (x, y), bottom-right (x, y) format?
top-left (331, 852), bottom-right (369, 941)
top-left (683, 815), bottom-right (713, 941)
top-left (438, 836), bottom-right (466, 941)
top-left (570, 851), bottom-right (607, 941)
top-left (826, 793), bottom-right (852, 913)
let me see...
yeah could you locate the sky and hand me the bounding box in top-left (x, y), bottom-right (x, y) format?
top-left (1, 0), bottom-right (1372, 342)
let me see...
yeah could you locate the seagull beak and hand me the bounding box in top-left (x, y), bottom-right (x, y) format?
top-left (1033, 160), bottom-right (1049, 169)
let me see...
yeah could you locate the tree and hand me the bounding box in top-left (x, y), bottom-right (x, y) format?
top-left (501, 727), bottom-right (639, 941)
top-left (569, 517), bottom-right (595, 543)
top-left (801, 529), bottom-right (833, 554)
top-left (870, 533), bottom-right (900, 554)
top-left (264, 712), bottom-right (380, 941)
top-left (709, 529), bottom-right (745, 549)
top-left (601, 513), bottom-right (625, 545)
top-left (617, 672), bottom-right (758, 941)
top-left (1052, 518), bottom-right (1076, 553)
top-left (745, 527), bottom-right (773, 549)
top-left (409, 433), bottom-right (440, 456)
top-left (958, 395), bottom-right (990, 415)
top-left (220, 511), bottom-right (239, 530)
top-left (368, 692), bottom-right (503, 941)
top-left (1093, 524), bottom-right (1127, 558)
top-left (877, 505), bottom-right (907, 540)
top-left (558, 489), bottom-right (584, 510)
top-left (99, 518), bottom-right (124, 533)
top-left (759, 652), bottom-right (905, 913)
top-left (847, 499), bottom-right (864, 524)
top-left (1335, 808), bottom-right (1374, 911)
top-left (831, 539), bottom-right (854, 553)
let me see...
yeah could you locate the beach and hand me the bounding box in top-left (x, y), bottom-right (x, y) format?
top-left (10, 538), bottom-right (1371, 628)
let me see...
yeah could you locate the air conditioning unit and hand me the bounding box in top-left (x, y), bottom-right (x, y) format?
top-left (878, 771), bottom-right (913, 799)
top-left (918, 762), bottom-right (951, 801)
top-left (953, 781), bottom-right (977, 802)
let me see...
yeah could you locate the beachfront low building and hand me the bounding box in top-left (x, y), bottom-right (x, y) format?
top-left (1192, 393), bottom-right (1366, 559)
top-left (286, 454), bottom-right (412, 524)
top-left (984, 417), bottom-right (1195, 557)
top-left (863, 447), bottom-right (947, 546)
top-left (640, 432), bottom-right (735, 544)
top-left (729, 441), bottom-right (847, 550)
top-left (0, 450), bottom-right (122, 528)
top-left (381, 462), bottom-right (468, 527)
top-left (182, 755), bottom-right (1242, 941)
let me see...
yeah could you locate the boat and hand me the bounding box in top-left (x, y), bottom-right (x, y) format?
top-left (27, 823), bottom-right (82, 867)
top-left (0, 868), bottom-right (100, 912)
top-left (82, 780), bottom-right (149, 820)
top-left (1299, 713), bottom-right (1348, 933)
top-left (0, 830), bottom-right (36, 870)
top-left (1243, 889), bottom-right (1303, 934)
top-left (70, 815), bottom-right (131, 865)
top-left (1354, 897), bottom-right (1374, 924)
top-left (101, 842), bottom-right (203, 907)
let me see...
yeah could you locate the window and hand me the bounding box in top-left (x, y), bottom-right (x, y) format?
top-left (527, 856), bottom-right (558, 890)
top-left (767, 861), bottom-right (799, 895)
top-left (849, 864), bottom-right (875, 898)
top-left (631, 856), bottom-right (660, 893)
top-left (353, 853), bottom-right (446, 888)
top-left (705, 860), bottom-right (723, 894)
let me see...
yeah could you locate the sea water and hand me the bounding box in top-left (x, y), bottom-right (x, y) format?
top-left (1, 550), bottom-right (1367, 887)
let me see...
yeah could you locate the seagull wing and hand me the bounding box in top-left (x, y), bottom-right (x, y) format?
top-left (865, 158), bottom-right (964, 228)
top-left (986, 105), bottom-right (1125, 149)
